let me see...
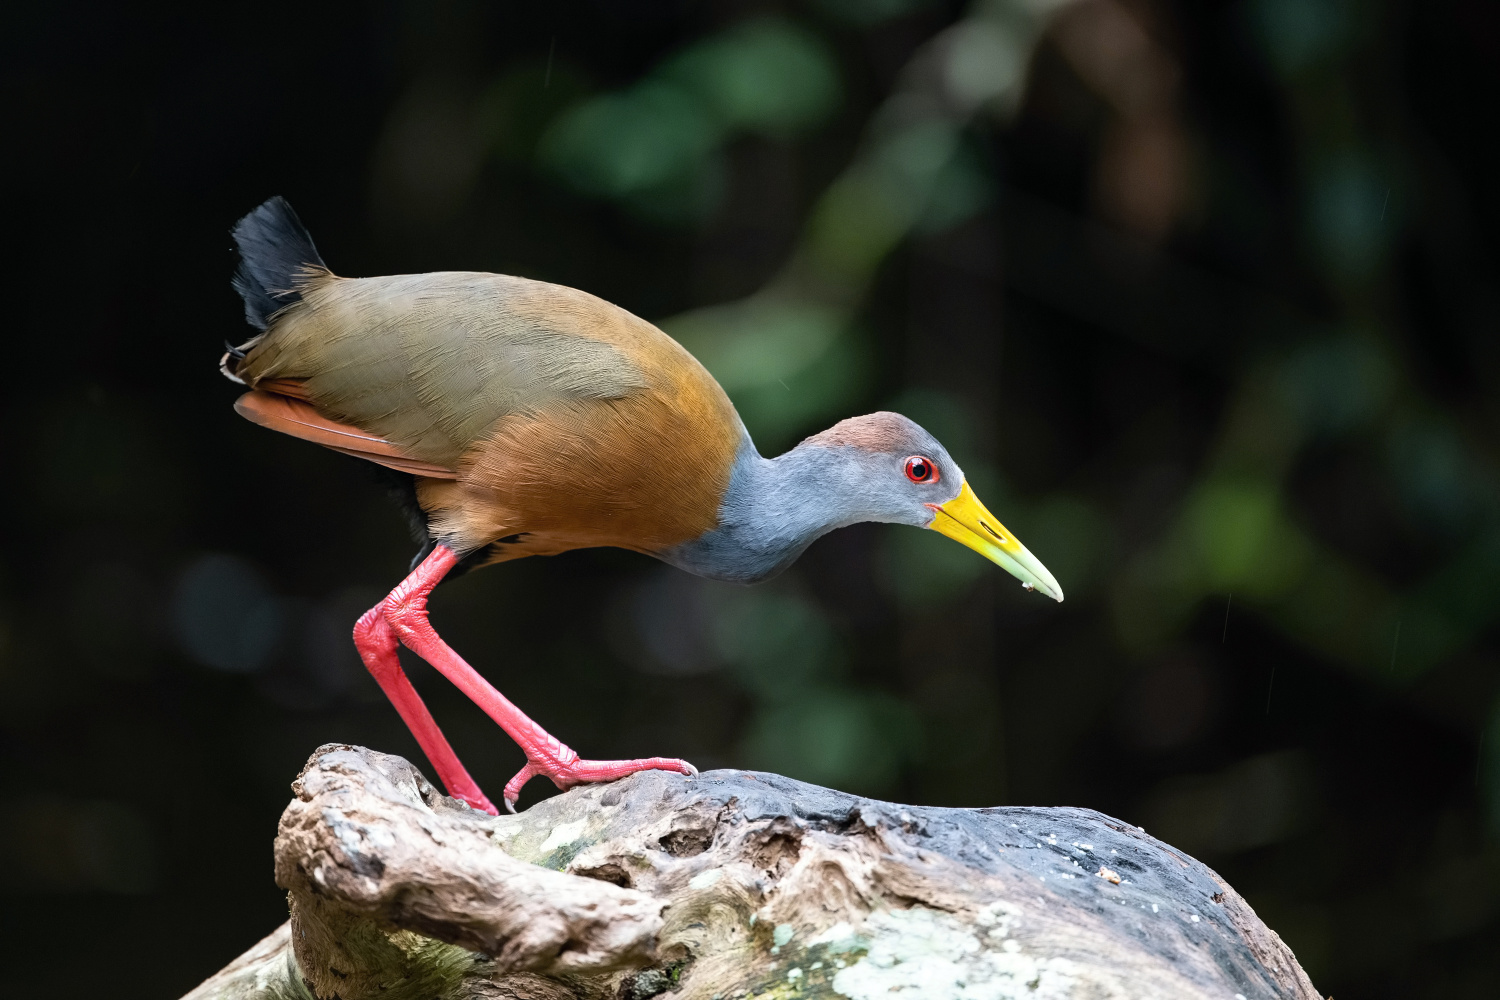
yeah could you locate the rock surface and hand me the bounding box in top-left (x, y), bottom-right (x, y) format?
top-left (184, 744), bottom-right (1320, 1000)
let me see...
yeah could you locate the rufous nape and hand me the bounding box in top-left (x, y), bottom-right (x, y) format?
top-left (223, 197), bottom-right (1063, 814)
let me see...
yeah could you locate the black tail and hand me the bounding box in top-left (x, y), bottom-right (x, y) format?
top-left (231, 197), bottom-right (327, 330)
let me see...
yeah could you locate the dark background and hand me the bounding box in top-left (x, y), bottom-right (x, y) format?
top-left (3, 1), bottom-right (1498, 996)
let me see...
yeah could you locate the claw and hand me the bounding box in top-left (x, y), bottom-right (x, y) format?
top-left (503, 796), bottom-right (518, 814)
top-left (503, 761), bottom-right (540, 809)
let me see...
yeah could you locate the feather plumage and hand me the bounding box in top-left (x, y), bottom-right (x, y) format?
top-left (228, 214), bottom-right (744, 559)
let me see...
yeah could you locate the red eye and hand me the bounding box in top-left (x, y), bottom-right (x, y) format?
top-left (905, 456), bottom-right (938, 484)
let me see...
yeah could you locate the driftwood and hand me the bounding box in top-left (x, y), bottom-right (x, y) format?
top-left (185, 744), bottom-right (1320, 1000)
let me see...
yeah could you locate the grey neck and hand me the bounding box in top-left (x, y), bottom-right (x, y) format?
top-left (659, 436), bottom-right (870, 584)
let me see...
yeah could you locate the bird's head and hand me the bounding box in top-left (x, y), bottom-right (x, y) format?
top-left (796, 412), bottom-right (1063, 602)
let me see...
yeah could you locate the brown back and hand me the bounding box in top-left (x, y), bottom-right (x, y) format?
top-left (235, 271), bottom-right (743, 554)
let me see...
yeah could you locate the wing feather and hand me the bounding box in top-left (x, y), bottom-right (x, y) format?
top-left (232, 272), bottom-right (652, 467)
top-left (234, 390), bottom-right (458, 479)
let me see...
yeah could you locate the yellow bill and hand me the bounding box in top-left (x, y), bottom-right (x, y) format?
top-left (927, 481), bottom-right (1064, 602)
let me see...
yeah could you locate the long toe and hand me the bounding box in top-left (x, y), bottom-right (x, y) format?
top-left (504, 755), bottom-right (697, 810)
top-left (566, 756), bottom-right (699, 783)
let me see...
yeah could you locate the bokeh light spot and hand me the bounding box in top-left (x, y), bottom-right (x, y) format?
top-left (172, 553), bottom-right (285, 674)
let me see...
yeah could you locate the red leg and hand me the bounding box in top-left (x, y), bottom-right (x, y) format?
top-left (378, 545), bottom-right (696, 812)
top-left (352, 604), bottom-right (498, 814)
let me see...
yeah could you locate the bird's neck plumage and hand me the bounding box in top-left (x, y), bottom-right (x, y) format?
top-left (658, 435), bottom-right (867, 584)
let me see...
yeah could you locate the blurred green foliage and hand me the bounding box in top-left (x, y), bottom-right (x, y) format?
top-left (522, 3), bottom-right (1500, 990)
top-left (713, 587), bottom-right (922, 791)
top-left (4, 1), bottom-right (1499, 997)
top-left (540, 18), bottom-right (840, 222)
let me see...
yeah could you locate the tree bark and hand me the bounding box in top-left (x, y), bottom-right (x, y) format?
top-left (184, 744), bottom-right (1320, 1000)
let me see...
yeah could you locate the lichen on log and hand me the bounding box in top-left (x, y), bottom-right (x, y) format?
top-left (183, 744), bottom-right (1319, 1000)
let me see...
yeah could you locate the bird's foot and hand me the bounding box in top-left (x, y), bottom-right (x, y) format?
top-left (502, 750), bottom-right (698, 813)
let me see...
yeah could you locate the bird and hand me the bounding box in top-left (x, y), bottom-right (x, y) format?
top-left (222, 196), bottom-right (1063, 814)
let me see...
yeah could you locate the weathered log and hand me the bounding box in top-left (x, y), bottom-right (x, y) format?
top-left (184, 744), bottom-right (1320, 1000)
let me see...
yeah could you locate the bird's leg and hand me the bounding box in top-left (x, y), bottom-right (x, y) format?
top-left (353, 603), bottom-right (499, 814)
top-left (381, 545), bottom-right (696, 812)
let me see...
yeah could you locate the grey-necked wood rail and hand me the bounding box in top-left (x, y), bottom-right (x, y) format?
top-left (223, 197), bottom-right (1062, 813)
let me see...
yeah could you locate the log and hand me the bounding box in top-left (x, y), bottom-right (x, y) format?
top-left (184, 744), bottom-right (1321, 1000)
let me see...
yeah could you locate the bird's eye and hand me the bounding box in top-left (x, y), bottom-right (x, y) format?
top-left (905, 456), bottom-right (938, 484)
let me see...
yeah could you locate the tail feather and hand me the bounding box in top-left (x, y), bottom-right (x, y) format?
top-left (230, 196), bottom-right (327, 331)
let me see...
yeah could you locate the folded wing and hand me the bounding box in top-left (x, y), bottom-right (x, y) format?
top-left (235, 388), bottom-right (459, 479)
